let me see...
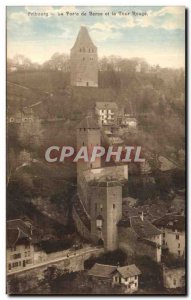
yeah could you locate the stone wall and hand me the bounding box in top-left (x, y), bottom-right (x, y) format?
top-left (7, 247), bottom-right (103, 294)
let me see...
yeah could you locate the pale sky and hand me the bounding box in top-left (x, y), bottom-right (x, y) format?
top-left (7, 6), bottom-right (185, 68)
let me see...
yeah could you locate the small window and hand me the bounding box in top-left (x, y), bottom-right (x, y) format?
top-left (173, 279), bottom-right (176, 286)
top-left (113, 204), bottom-right (115, 209)
top-left (83, 57), bottom-right (85, 61)
top-left (135, 282), bottom-right (137, 287)
top-left (178, 250), bottom-right (181, 256)
top-left (100, 204), bottom-right (103, 211)
top-left (96, 219), bottom-right (103, 228)
top-left (163, 232), bottom-right (165, 237)
top-left (178, 243), bottom-right (180, 248)
top-left (176, 235), bottom-right (179, 240)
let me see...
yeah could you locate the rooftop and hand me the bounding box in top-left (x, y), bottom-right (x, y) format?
top-left (7, 220), bottom-right (31, 248)
top-left (95, 102), bottom-right (118, 110)
top-left (116, 264), bottom-right (141, 278)
top-left (153, 215), bottom-right (185, 232)
top-left (7, 219), bottom-right (32, 236)
top-left (71, 26), bottom-right (97, 50)
top-left (88, 263), bottom-right (116, 278)
top-left (130, 216), bottom-right (161, 238)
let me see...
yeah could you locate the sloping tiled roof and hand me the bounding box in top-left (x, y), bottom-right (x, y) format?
top-left (71, 26), bottom-right (96, 50)
top-left (7, 219), bottom-right (32, 236)
top-left (130, 216), bottom-right (161, 238)
top-left (7, 228), bottom-right (30, 248)
top-left (88, 263), bottom-right (116, 278)
top-left (77, 116), bottom-right (100, 129)
top-left (7, 228), bottom-right (20, 248)
top-left (116, 264), bottom-right (141, 278)
top-left (95, 102), bottom-right (118, 110)
top-left (153, 215), bottom-right (185, 232)
top-left (7, 219), bottom-right (32, 248)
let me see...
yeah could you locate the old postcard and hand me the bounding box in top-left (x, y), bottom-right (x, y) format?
top-left (6, 6), bottom-right (186, 295)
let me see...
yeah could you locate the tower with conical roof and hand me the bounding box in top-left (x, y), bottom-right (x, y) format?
top-left (70, 26), bottom-right (98, 87)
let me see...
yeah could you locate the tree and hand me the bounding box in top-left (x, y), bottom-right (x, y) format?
top-left (18, 120), bottom-right (43, 151)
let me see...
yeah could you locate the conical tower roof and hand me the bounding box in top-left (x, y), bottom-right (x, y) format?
top-left (71, 26), bottom-right (97, 50)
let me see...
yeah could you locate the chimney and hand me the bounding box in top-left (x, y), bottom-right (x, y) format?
top-left (140, 211), bottom-right (144, 221)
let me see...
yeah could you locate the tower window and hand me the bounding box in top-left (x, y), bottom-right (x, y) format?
top-left (113, 204), bottom-right (115, 209)
top-left (82, 142), bottom-right (84, 146)
top-left (96, 219), bottom-right (103, 228)
top-left (100, 204), bottom-right (103, 211)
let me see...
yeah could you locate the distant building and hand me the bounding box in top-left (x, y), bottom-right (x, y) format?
top-left (88, 263), bottom-right (141, 293)
top-left (118, 214), bottom-right (162, 262)
top-left (7, 219), bottom-right (34, 273)
top-left (8, 107), bottom-right (34, 124)
top-left (88, 263), bottom-right (116, 284)
top-left (95, 102), bottom-right (118, 126)
top-left (153, 215), bottom-right (185, 257)
top-left (70, 26), bottom-right (98, 87)
top-left (162, 265), bottom-right (185, 289)
top-left (122, 115), bottom-right (137, 129)
top-left (112, 264), bottom-right (141, 293)
top-left (122, 197), bottom-right (137, 208)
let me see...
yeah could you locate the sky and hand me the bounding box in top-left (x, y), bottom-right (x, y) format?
top-left (7, 6), bottom-right (185, 68)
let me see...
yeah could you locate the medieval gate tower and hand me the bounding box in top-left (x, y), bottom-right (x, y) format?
top-left (76, 116), bottom-right (122, 251)
top-left (70, 26), bottom-right (98, 87)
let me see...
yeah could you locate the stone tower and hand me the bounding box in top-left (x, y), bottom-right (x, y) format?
top-left (76, 116), bottom-right (123, 251)
top-left (70, 26), bottom-right (98, 87)
top-left (76, 116), bottom-right (101, 175)
top-left (89, 181), bottom-right (122, 251)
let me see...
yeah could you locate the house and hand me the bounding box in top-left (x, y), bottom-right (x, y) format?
top-left (7, 219), bottom-right (34, 273)
top-left (95, 102), bottom-right (118, 126)
top-left (88, 263), bottom-right (116, 284)
top-left (118, 214), bottom-right (162, 262)
top-left (88, 263), bottom-right (141, 293)
top-left (112, 264), bottom-right (141, 293)
top-left (120, 114), bottom-right (137, 129)
top-left (153, 215), bottom-right (185, 257)
top-left (162, 265), bottom-right (185, 289)
top-left (8, 107), bottom-right (34, 124)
